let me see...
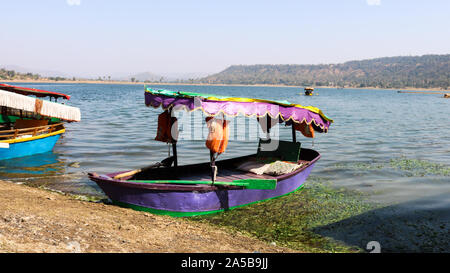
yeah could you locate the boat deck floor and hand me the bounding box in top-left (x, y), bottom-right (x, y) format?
top-left (178, 160), bottom-right (311, 182)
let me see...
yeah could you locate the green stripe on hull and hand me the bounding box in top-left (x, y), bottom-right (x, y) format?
top-left (112, 184), bottom-right (305, 217)
top-left (129, 178), bottom-right (277, 190)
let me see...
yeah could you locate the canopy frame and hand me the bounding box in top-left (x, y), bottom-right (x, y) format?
top-left (0, 83), bottom-right (71, 100)
top-left (0, 90), bottom-right (81, 122)
top-left (145, 87), bottom-right (333, 183)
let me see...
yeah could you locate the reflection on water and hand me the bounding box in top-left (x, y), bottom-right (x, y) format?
top-left (0, 152), bottom-right (64, 179)
top-left (0, 150), bottom-right (102, 196)
top-left (2, 83), bottom-right (449, 252)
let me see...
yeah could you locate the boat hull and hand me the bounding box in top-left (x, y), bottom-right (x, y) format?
top-left (0, 133), bottom-right (62, 160)
top-left (94, 161), bottom-right (316, 217)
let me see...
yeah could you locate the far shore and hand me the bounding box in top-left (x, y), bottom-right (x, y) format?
top-left (2, 79), bottom-right (450, 93)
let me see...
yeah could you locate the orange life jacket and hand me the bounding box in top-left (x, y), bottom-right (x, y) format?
top-left (205, 117), bottom-right (229, 154)
top-left (294, 121), bottom-right (315, 138)
top-left (155, 111), bottom-right (178, 143)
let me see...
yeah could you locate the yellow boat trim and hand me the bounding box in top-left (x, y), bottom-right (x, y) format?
top-left (0, 129), bottom-right (66, 144)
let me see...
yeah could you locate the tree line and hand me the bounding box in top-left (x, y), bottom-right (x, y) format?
top-left (0, 69), bottom-right (41, 81)
top-left (199, 54), bottom-right (450, 89)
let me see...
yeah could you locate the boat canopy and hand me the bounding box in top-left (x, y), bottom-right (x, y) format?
top-left (0, 90), bottom-right (81, 122)
top-left (0, 83), bottom-right (71, 100)
top-left (145, 87), bottom-right (333, 133)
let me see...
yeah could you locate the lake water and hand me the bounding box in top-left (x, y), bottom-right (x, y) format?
top-left (1, 83), bottom-right (449, 252)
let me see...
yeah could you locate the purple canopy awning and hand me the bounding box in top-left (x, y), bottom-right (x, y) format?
top-left (145, 88), bottom-right (332, 133)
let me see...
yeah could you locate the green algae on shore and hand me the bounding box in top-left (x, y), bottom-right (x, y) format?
top-left (389, 157), bottom-right (450, 177)
top-left (188, 157), bottom-right (450, 253)
top-left (334, 156), bottom-right (450, 177)
top-left (189, 177), bottom-right (379, 253)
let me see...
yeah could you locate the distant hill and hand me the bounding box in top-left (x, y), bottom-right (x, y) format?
top-left (163, 72), bottom-right (211, 81)
top-left (199, 54), bottom-right (450, 89)
top-left (125, 72), bottom-right (212, 82)
top-left (127, 72), bottom-right (163, 82)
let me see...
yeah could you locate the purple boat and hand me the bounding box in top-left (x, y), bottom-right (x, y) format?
top-left (88, 88), bottom-right (333, 217)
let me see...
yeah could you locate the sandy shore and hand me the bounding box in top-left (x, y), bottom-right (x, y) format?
top-left (3, 79), bottom-right (449, 92)
top-left (0, 180), bottom-right (292, 253)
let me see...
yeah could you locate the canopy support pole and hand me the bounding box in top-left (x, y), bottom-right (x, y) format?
top-left (292, 124), bottom-right (296, 143)
top-left (172, 142), bottom-right (178, 167)
top-left (169, 108), bottom-right (178, 167)
top-left (210, 151), bottom-right (217, 185)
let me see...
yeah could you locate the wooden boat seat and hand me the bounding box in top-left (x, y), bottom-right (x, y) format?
top-left (179, 166), bottom-right (275, 183)
top-left (256, 139), bottom-right (301, 162)
top-left (14, 119), bottom-right (48, 129)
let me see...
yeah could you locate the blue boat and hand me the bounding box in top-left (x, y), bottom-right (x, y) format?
top-left (0, 84), bottom-right (81, 160)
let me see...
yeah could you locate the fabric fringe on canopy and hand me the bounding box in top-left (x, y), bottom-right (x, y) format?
top-left (145, 88), bottom-right (333, 133)
top-left (0, 90), bottom-right (81, 122)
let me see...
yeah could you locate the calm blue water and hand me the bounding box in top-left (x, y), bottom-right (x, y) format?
top-left (1, 83), bottom-right (449, 251)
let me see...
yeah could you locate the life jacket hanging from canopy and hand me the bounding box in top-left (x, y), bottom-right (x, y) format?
top-left (205, 117), bottom-right (229, 155)
top-left (155, 110), bottom-right (179, 143)
top-left (293, 121), bottom-right (315, 138)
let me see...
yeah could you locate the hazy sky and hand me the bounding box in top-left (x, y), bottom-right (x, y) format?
top-left (1, 0), bottom-right (449, 77)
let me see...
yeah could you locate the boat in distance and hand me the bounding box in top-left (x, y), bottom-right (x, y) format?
top-left (304, 87), bottom-right (314, 96)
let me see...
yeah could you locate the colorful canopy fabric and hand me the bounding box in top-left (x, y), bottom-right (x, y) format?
top-left (0, 90), bottom-right (81, 122)
top-left (0, 83), bottom-right (71, 100)
top-left (145, 87), bottom-right (333, 132)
